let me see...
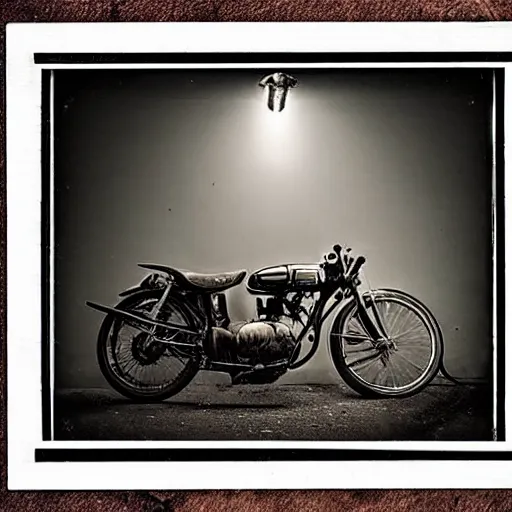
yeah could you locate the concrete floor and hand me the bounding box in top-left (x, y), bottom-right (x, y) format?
top-left (53, 377), bottom-right (493, 441)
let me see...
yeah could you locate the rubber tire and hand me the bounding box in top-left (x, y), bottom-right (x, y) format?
top-left (97, 289), bottom-right (200, 402)
top-left (330, 289), bottom-right (443, 398)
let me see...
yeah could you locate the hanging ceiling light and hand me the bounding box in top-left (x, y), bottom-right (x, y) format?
top-left (259, 72), bottom-right (298, 112)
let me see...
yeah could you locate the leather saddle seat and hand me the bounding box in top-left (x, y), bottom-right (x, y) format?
top-left (138, 263), bottom-right (247, 292)
top-left (180, 270), bottom-right (247, 292)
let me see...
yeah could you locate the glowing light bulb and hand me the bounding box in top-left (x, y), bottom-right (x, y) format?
top-left (259, 72), bottom-right (298, 112)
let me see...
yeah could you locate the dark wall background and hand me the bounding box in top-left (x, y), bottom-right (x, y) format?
top-left (53, 68), bottom-right (493, 389)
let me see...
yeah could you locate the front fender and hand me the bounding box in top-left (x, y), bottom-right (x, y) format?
top-left (374, 288), bottom-right (444, 344)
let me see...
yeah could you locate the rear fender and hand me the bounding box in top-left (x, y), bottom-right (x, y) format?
top-left (118, 286), bottom-right (144, 297)
top-left (115, 269), bottom-right (209, 334)
top-left (118, 272), bottom-right (168, 297)
top-left (86, 300), bottom-right (200, 336)
top-left (138, 263), bottom-right (191, 289)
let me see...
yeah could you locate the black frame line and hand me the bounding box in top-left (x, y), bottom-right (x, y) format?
top-left (34, 52), bottom-right (512, 65)
top-left (35, 448), bottom-right (512, 463)
top-left (495, 68), bottom-right (506, 442)
top-left (41, 69), bottom-right (52, 441)
top-left (38, 52), bottom-right (505, 461)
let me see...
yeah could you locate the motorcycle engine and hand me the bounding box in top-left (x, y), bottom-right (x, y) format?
top-left (208, 320), bottom-right (296, 366)
top-left (230, 320), bottom-right (296, 365)
top-left (207, 293), bottom-right (299, 368)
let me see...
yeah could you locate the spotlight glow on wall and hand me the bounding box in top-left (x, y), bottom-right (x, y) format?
top-left (259, 72), bottom-right (298, 112)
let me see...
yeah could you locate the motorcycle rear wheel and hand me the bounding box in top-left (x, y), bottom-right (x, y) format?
top-left (97, 289), bottom-right (200, 402)
top-left (330, 289), bottom-right (442, 398)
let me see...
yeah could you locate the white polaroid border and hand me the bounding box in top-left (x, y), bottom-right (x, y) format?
top-left (6, 22), bottom-right (511, 490)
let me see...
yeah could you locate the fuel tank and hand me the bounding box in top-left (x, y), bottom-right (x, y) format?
top-left (247, 264), bottom-right (323, 295)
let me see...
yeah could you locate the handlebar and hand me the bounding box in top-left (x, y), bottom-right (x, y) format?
top-left (346, 256), bottom-right (366, 280)
top-left (321, 245), bottom-right (365, 284)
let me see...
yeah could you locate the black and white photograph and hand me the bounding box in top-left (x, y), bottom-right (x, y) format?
top-left (53, 66), bottom-right (495, 442)
top-left (5, 23), bottom-right (510, 490)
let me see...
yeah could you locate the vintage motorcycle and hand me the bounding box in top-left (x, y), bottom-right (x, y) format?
top-left (86, 244), bottom-right (443, 401)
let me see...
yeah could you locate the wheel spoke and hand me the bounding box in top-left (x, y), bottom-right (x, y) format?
top-left (393, 321), bottom-right (424, 341)
top-left (122, 357), bottom-right (139, 375)
top-left (393, 351), bottom-right (427, 373)
top-left (369, 297), bottom-right (390, 338)
top-left (333, 332), bottom-right (371, 341)
top-left (345, 345), bottom-right (377, 356)
top-left (398, 344), bottom-right (430, 357)
top-left (387, 359), bottom-right (399, 388)
top-left (365, 358), bottom-right (384, 384)
top-left (348, 351), bottom-right (382, 371)
top-left (350, 315), bottom-right (373, 339)
top-left (372, 365), bottom-right (384, 387)
top-left (376, 301), bottom-right (391, 333)
top-left (386, 302), bottom-right (402, 335)
top-left (390, 308), bottom-right (410, 337)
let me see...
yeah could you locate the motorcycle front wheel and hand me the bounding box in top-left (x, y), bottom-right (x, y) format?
top-left (97, 289), bottom-right (200, 402)
top-left (330, 289), bottom-right (443, 398)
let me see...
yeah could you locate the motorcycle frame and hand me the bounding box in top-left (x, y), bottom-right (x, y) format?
top-left (141, 274), bottom-right (385, 376)
top-left (86, 255), bottom-right (386, 377)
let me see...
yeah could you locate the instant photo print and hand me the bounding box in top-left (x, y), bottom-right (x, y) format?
top-left (5, 22), bottom-right (509, 490)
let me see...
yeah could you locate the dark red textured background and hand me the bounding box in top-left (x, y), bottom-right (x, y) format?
top-left (2, 1), bottom-right (512, 510)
